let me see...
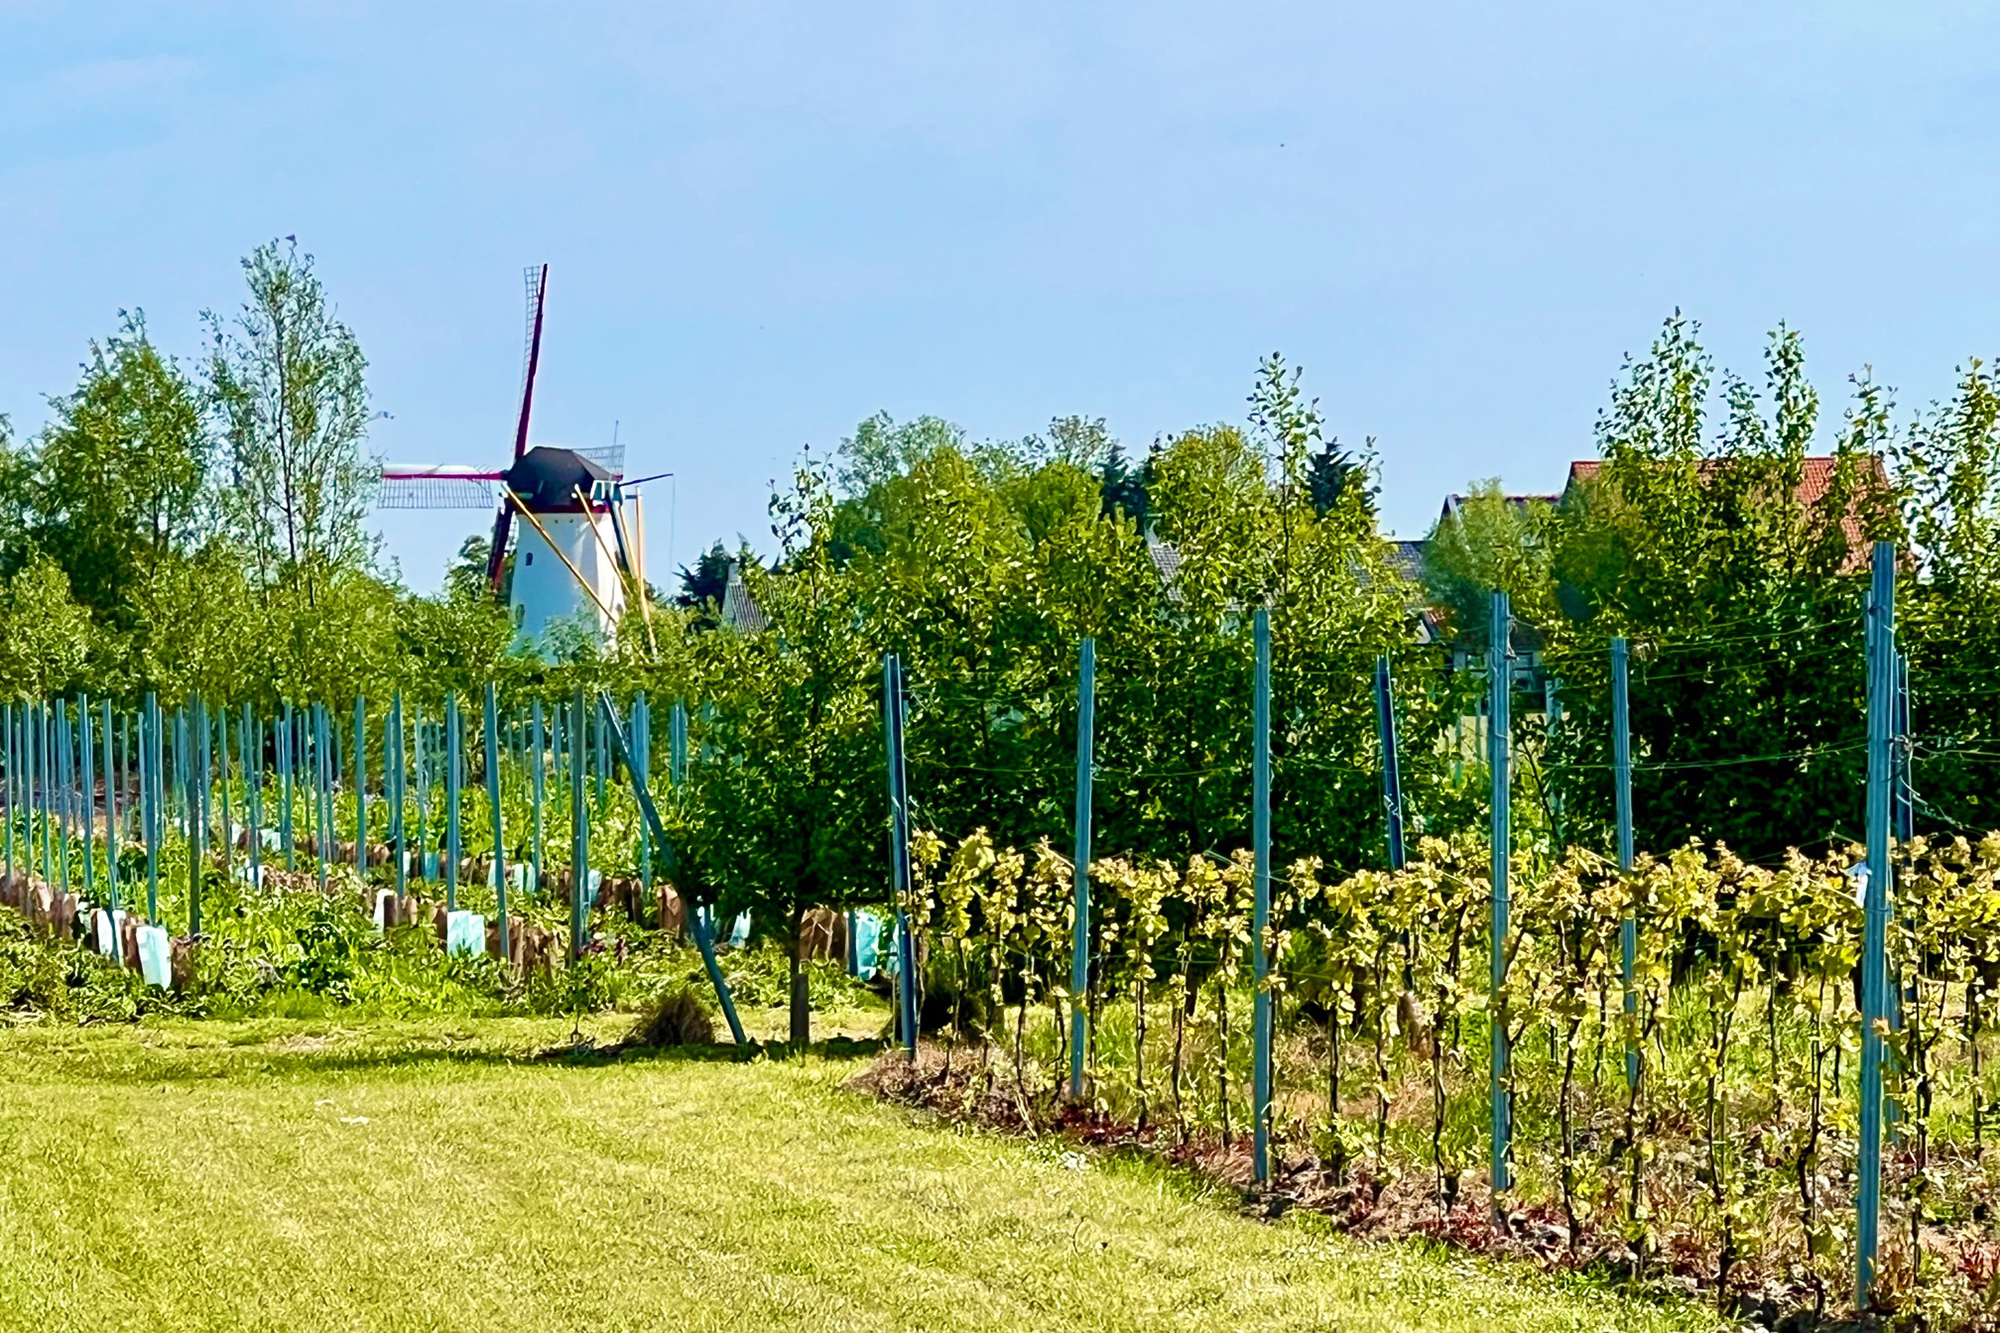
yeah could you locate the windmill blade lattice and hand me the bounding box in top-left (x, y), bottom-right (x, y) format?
top-left (373, 476), bottom-right (497, 509)
top-left (572, 444), bottom-right (626, 477)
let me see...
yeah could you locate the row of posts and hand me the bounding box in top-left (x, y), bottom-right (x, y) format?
top-left (1, 688), bottom-right (686, 952)
top-left (876, 544), bottom-right (1906, 1310)
top-left (0, 684), bottom-right (750, 1051)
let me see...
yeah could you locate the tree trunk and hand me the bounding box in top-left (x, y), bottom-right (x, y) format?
top-left (788, 899), bottom-right (810, 1050)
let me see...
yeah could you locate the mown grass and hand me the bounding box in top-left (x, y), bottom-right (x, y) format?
top-left (0, 1017), bottom-right (1717, 1333)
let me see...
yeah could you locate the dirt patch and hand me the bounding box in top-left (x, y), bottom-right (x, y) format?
top-left (852, 1045), bottom-right (1901, 1333)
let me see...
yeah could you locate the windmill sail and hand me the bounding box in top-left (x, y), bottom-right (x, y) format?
top-left (375, 465), bottom-right (502, 509)
top-left (572, 444), bottom-right (625, 477)
top-left (488, 263), bottom-right (550, 589)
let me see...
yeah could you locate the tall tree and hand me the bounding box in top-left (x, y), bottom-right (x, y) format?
top-left (29, 311), bottom-right (210, 625)
top-left (676, 457), bottom-right (884, 1048)
top-left (205, 238), bottom-right (375, 602)
top-left (674, 541), bottom-right (736, 629)
top-left (0, 555), bottom-right (96, 700)
top-left (1540, 316), bottom-right (1900, 859)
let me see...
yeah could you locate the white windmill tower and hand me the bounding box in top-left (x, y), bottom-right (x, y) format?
top-left (373, 265), bottom-right (662, 651)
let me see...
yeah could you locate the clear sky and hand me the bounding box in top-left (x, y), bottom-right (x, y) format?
top-left (5, 1), bottom-right (1998, 592)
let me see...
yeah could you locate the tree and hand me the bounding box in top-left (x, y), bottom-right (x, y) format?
top-left (835, 412), bottom-right (963, 497)
top-left (1098, 442), bottom-right (1154, 529)
top-left (445, 532), bottom-right (510, 603)
top-left (127, 541), bottom-right (257, 704)
top-left (674, 542), bottom-right (736, 629)
top-left (1306, 436), bottom-right (1374, 519)
top-left (29, 311), bottom-right (210, 625)
top-left (0, 415), bottom-right (31, 580)
top-left (1421, 482), bottom-right (1558, 646)
top-left (396, 574), bottom-right (518, 703)
top-left (206, 238), bottom-right (375, 602)
top-left (1537, 316), bottom-right (1900, 859)
top-left (1894, 358), bottom-right (2000, 830)
top-left (0, 555), bottom-right (96, 700)
top-left (675, 456), bottom-right (884, 1048)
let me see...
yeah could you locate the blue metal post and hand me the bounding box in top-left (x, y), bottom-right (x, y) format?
top-left (80, 698), bottom-right (95, 903)
top-left (1252, 610), bottom-right (1274, 1185)
top-left (883, 655), bottom-right (918, 1056)
top-left (1612, 637), bottom-right (1637, 1089)
top-left (485, 683), bottom-right (508, 959)
top-left (1488, 591), bottom-right (1513, 1202)
top-left (413, 704), bottom-right (429, 882)
top-left (354, 694), bottom-right (368, 875)
top-left (446, 694), bottom-right (461, 912)
top-left (56, 703), bottom-right (71, 897)
top-left (39, 704), bottom-right (53, 884)
top-left (215, 708), bottom-right (231, 877)
top-left (1069, 637), bottom-right (1096, 1100)
top-left (531, 699), bottom-right (545, 899)
top-left (3, 704), bottom-right (13, 885)
top-left (279, 704), bottom-right (294, 870)
top-left (102, 700), bottom-right (117, 913)
top-left (1857, 540), bottom-right (1896, 1305)
top-left (312, 704), bottom-right (329, 892)
top-left (245, 705), bottom-right (261, 890)
top-left (670, 701), bottom-right (687, 788)
top-left (594, 700), bottom-right (607, 814)
top-left (190, 698), bottom-right (208, 935)
top-left (390, 694), bottom-right (405, 899)
top-left (144, 696), bottom-right (160, 923)
top-left (570, 688), bottom-right (587, 959)
top-left (1374, 654), bottom-right (1406, 871)
top-left (634, 692), bottom-right (650, 925)
top-left (597, 695), bottom-right (746, 1048)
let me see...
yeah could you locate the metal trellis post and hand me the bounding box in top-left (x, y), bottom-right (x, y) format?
top-left (446, 694), bottom-right (461, 912)
top-left (1856, 540), bottom-right (1896, 1307)
top-left (355, 694), bottom-right (368, 876)
top-left (1489, 591), bottom-right (1513, 1205)
top-left (485, 683), bottom-right (508, 960)
top-left (531, 699), bottom-right (545, 900)
top-left (570, 688), bottom-right (588, 959)
top-left (1374, 654), bottom-right (1406, 871)
top-left (1612, 637), bottom-right (1637, 1090)
top-left (1252, 610), bottom-right (1274, 1186)
top-left (1069, 636), bottom-right (1096, 1101)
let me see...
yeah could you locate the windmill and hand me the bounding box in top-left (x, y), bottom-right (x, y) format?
top-left (374, 265), bottom-right (661, 650)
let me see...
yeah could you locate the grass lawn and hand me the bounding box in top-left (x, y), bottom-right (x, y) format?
top-left (0, 1014), bottom-right (1717, 1333)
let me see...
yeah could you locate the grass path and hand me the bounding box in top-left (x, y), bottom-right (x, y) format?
top-left (0, 1018), bottom-right (1714, 1333)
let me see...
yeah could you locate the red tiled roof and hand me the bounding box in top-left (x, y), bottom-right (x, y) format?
top-left (1564, 454), bottom-right (1891, 570)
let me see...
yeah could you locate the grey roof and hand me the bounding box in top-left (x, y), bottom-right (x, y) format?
top-left (503, 446), bottom-right (613, 512)
top-left (1144, 537), bottom-right (1185, 603)
top-left (720, 563), bottom-right (768, 632)
top-left (1387, 538), bottom-right (1426, 581)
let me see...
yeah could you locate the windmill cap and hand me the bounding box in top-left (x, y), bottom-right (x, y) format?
top-left (504, 446), bottom-right (613, 511)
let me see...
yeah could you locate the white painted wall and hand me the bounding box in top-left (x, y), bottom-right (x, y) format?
top-left (509, 508), bottom-right (626, 651)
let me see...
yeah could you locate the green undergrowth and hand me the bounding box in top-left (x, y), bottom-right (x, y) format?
top-left (0, 870), bottom-right (877, 1033)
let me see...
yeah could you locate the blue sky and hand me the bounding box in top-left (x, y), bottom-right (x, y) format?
top-left (4, 1), bottom-right (1998, 591)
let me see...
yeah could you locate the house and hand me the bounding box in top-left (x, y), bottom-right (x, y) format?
top-left (1562, 453), bottom-right (1893, 572)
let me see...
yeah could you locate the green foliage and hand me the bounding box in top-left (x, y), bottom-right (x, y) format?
top-left (674, 455), bottom-right (885, 938)
top-left (908, 823), bottom-right (2000, 1326)
top-left (1522, 316), bottom-right (1904, 859)
top-left (24, 311), bottom-right (210, 624)
top-left (205, 237), bottom-right (376, 591)
top-left (0, 554), bottom-right (96, 699)
top-left (718, 940), bottom-right (871, 1011)
top-left (1422, 482), bottom-right (1557, 645)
